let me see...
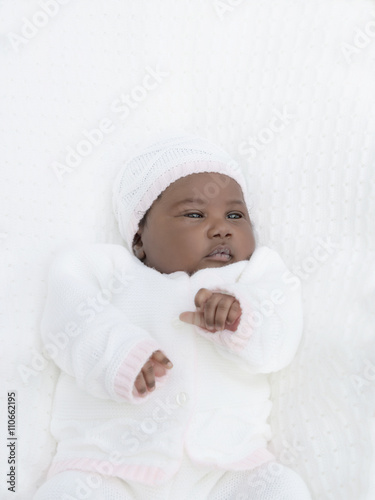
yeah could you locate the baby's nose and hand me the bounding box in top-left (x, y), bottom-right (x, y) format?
top-left (208, 219), bottom-right (232, 238)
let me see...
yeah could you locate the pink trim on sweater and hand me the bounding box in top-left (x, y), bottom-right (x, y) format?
top-left (47, 458), bottom-right (168, 485)
top-left (47, 449), bottom-right (275, 485)
top-left (114, 338), bottom-right (168, 401)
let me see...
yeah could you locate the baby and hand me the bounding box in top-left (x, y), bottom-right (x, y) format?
top-left (34, 135), bottom-right (311, 499)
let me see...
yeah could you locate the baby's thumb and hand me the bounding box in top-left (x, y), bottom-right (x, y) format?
top-left (179, 311), bottom-right (191, 323)
top-left (179, 311), bottom-right (203, 328)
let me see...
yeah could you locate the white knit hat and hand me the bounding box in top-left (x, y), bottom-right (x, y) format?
top-left (112, 134), bottom-right (250, 251)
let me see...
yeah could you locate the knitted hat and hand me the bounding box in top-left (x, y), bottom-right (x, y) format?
top-left (112, 134), bottom-right (250, 251)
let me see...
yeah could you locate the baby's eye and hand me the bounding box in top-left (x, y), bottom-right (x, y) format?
top-left (227, 213), bottom-right (242, 219)
top-left (184, 213), bottom-right (202, 218)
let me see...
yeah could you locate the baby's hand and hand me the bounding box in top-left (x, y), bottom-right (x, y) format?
top-left (134, 350), bottom-right (173, 397)
top-left (179, 288), bottom-right (242, 333)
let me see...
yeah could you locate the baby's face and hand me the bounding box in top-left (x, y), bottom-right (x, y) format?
top-left (133, 173), bottom-right (255, 276)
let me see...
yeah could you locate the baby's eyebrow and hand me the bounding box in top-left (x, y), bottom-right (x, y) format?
top-left (174, 198), bottom-right (245, 207)
top-left (174, 198), bottom-right (206, 207)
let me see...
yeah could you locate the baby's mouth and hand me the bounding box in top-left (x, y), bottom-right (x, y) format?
top-left (206, 253), bottom-right (232, 262)
top-left (205, 245), bottom-right (233, 262)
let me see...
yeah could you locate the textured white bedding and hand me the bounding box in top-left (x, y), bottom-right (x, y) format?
top-left (1, 0), bottom-right (374, 498)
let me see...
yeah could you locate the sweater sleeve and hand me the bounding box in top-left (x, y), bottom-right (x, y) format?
top-left (193, 247), bottom-right (303, 374)
top-left (40, 244), bottom-right (168, 403)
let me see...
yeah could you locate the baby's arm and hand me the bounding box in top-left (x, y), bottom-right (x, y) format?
top-left (41, 244), bottom-right (172, 402)
top-left (180, 247), bottom-right (303, 374)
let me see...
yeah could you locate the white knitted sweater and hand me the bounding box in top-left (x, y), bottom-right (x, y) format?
top-left (41, 243), bottom-right (303, 485)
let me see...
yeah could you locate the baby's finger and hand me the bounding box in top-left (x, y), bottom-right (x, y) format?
top-left (141, 359), bottom-right (156, 391)
top-left (210, 296), bottom-right (238, 331)
top-left (213, 297), bottom-right (233, 330)
top-left (153, 362), bottom-right (168, 378)
top-left (194, 288), bottom-right (213, 310)
top-left (134, 371), bottom-right (148, 397)
top-left (226, 300), bottom-right (242, 325)
top-left (202, 294), bottom-right (229, 331)
top-left (179, 311), bottom-right (206, 329)
top-left (151, 350), bottom-right (173, 369)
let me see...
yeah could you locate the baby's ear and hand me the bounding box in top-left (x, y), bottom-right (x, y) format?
top-left (132, 232), bottom-right (145, 260)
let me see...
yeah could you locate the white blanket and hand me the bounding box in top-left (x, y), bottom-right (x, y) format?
top-left (1, 0), bottom-right (374, 498)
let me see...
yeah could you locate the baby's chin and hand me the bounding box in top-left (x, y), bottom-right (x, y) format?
top-left (142, 254), bottom-right (251, 276)
top-left (152, 260), bottom-right (234, 277)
